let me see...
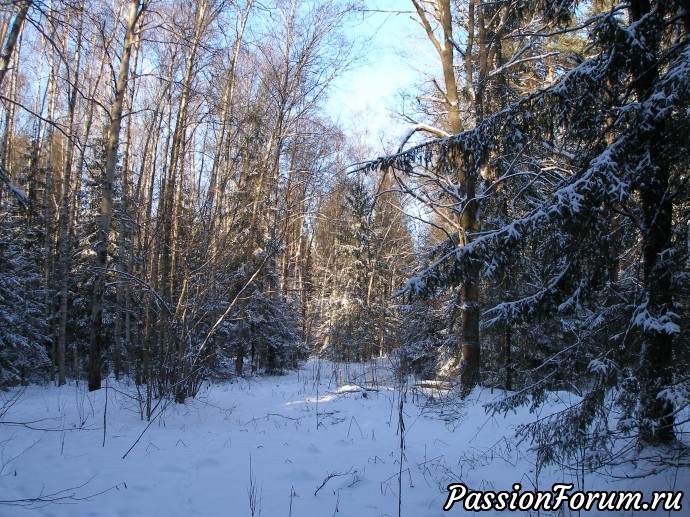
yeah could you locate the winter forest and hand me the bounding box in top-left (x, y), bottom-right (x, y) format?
top-left (0, 0), bottom-right (689, 515)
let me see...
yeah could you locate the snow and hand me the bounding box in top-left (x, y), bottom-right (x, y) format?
top-left (8, 185), bottom-right (27, 205)
top-left (0, 175), bottom-right (28, 207)
top-left (398, 274), bottom-right (426, 296)
top-left (632, 301), bottom-right (681, 335)
top-left (0, 360), bottom-right (688, 516)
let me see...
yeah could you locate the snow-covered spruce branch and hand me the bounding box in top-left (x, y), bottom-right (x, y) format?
top-left (0, 165), bottom-right (28, 207)
top-left (391, 79), bottom-right (687, 297)
top-left (397, 123), bottom-right (451, 153)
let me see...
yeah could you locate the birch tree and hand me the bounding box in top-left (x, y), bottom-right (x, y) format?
top-left (88, 0), bottom-right (147, 391)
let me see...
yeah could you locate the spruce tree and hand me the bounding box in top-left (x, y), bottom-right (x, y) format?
top-left (368, 0), bottom-right (690, 453)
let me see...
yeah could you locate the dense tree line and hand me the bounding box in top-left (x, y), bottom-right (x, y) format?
top-left (369, 0), bottom-right (689, 461)
top-left (1, 0), bottom-right (688, 472)
top-left (0, 0), bottom-right (397, 405)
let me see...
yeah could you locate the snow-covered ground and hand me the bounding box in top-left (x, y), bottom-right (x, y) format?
top-left (0, 360), bottom-right (687, 516)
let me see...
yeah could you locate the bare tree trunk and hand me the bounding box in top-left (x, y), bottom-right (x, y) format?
top-left (0, 29), bottom-right (19, 178)
top-left (0, 0), bottom-right (30, 89)
top-left (113, 28), bottom-right (141, 380)
top-left (41, 13), bottom-right (59, 383)
top-left (88, 0), bottom-right (145, 391)
top-left (55, 4), bottom-right (84, 386)
top-left (411, 0), bottom-right (480, 394)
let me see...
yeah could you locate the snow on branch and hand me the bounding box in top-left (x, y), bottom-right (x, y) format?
top-left (362, 19), bottom-right (690, 304)
top-left (488, 52), bottom-right (561, 78)
top-left (397, 123), bottom-right (451, 153)
top-left (632, 298), bottom-right (681, 335)
top-left (0, 166), bottom-right (27, 207)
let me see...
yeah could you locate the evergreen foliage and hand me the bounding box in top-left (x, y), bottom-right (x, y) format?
top-left (0, 194), bottom-right (50, 386)
top-left (367, 0), bottom-right (690, 452)
top-left (313, 173), bottom-right (412, 363)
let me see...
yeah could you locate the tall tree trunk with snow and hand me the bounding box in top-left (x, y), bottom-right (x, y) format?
top-left (0, 0), bottom-right (29, 207)
top-left (88, 0), bottom-right (144, 392)
top-left (40, 13), bottom-right (59, 382)
top-left (631, 0), bottom-right (677, 446)
top-left (0, 0), bottom-right (30, 89)
top-left (155, 0), bottom-right (209, 398)
top-left (411, 0), bottom-right (480, 394)
top-left (55, 3), bottom-right (85, 386)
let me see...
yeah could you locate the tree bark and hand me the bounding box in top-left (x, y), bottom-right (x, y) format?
top-left (629, 0), bottom-right (676, 445)
top-left (55, 3), bottom-right (84, 386)
top-left (0, 0), bottom-right (30, 89)
top-left (411, 0), bottom-right (481, 394)
top-left (88, 0), bottom-right (144, 391)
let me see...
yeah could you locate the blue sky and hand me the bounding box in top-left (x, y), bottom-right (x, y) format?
top-left (327, 0), bottom-right (436, 154)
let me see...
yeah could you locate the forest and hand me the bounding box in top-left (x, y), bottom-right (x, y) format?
top-left (0, 0), bottom-right (689, 512)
